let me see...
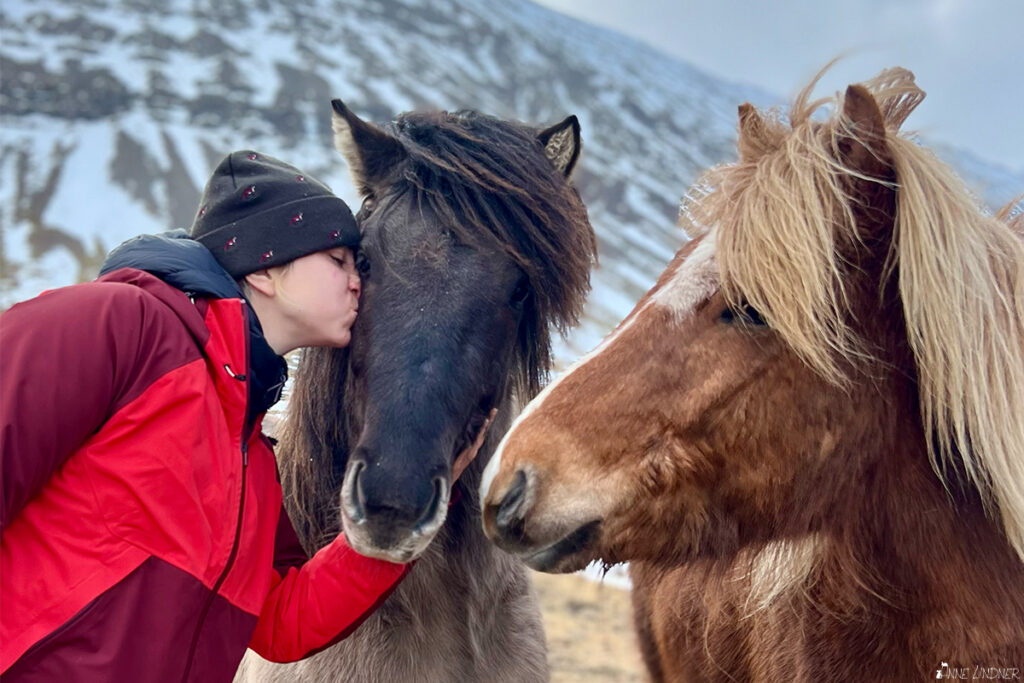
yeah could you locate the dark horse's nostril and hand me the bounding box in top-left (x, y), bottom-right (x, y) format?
top-left (415, 476), bottom-right (446, 532)
top-left (350, 460), bottom-right (367, 523)
top-left (495, 469), bottom-right (528, 538)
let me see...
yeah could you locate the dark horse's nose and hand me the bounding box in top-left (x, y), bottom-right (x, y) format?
top-left (493, 469), bottom-right (529, 539)
top-left (349, 458), bottom-right (446, 534)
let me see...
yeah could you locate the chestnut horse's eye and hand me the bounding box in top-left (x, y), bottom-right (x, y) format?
top-left (510, 277), bottom-right (530, 308)
top-left (720, 302), bottom-right (767, 327)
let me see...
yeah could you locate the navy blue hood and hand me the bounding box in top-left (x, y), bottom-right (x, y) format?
top-left (100, 230), bottom-right (287, 429)
top-left (100, 229), bottom-right (245, 300)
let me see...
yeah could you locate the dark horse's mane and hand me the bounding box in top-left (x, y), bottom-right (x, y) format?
top-left (279, 110), bottom-right (597, 551)
top-left (386, 110), bottom-right (596, 393)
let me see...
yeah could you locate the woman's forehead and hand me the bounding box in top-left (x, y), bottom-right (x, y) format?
top-left (326, 245), bottom-right (354, 258)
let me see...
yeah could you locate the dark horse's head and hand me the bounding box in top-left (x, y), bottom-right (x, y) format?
top-left (279, 101), bottom-right (596, 562)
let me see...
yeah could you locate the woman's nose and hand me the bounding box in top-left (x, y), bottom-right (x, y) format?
top-left (350, 273), bottom-right (362, 297)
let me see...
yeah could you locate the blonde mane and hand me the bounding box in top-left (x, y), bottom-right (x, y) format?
top-left (682, 67), bottom-right (1024, 559)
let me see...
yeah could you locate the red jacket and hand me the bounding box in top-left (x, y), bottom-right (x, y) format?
top-left (0, 266), bottom-right (408, 681)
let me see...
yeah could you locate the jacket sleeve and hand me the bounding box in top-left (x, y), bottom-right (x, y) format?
top-left (0, 281), bottom-right (198, 532)
top-left (248, 505), bottom-right (410, 662)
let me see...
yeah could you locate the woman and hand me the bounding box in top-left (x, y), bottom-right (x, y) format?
top-left (0, 151), bottom-right (489, 681)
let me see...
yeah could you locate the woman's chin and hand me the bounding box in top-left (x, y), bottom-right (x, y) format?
top-left (323, 328), bottom-right (352, 349)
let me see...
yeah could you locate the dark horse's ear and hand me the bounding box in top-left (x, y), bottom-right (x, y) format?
top-left (537, 115), bottom-right (582, 177)
top-left (331, 99), bottom-right (407, 194)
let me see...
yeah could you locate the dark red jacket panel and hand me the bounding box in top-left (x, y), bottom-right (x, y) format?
top-left (4, 556), bottom-right (256, 683)
top-left (0, 271), bottom-right (407, 679)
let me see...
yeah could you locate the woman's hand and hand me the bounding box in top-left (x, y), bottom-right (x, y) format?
top-left (452, 409), bottom-right (498, 482)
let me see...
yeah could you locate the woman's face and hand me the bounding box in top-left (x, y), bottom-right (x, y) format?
top-left (269, 246), bottom-right (362, 350)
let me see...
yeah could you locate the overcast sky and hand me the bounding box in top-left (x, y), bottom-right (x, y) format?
top-left (534, 0), bottom-right (1024, 171)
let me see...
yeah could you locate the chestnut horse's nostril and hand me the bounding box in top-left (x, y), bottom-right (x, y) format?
top-left (495, 469), bottom-right (528, 538)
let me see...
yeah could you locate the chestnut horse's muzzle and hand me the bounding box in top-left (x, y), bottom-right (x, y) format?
top-left (482, 465), bottom-right (600, 573)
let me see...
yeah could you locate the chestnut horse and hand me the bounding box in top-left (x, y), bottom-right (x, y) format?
top-left (237, 103), bottom-right (596, 681)
top-left (482, 68), bottom-right (1024, 681)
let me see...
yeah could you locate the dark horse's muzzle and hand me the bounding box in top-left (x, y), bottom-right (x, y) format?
top-left (339, 442), bottom-right (452, 562)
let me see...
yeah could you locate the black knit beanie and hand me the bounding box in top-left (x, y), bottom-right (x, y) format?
top-left (190, 151), bottom-right (360, 279)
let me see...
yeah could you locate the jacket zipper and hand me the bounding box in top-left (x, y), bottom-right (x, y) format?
top-left (180, 305), bottom-right (252, 682)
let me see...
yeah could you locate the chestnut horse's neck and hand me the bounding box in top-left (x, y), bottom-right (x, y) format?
top-left (661, 419), bottom-right (1024, 680)
top-left (799, 387), bottom-right (1024, 670)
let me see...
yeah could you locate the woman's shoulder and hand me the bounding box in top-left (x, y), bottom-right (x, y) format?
top-left (23, 274), bottom-right (189, 327)
top-left (4, 272), bottom-right (208, 361)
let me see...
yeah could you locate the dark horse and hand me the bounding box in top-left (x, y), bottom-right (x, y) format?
top-left (238, 102), bottom-right (596, 680)
top-left (482, 67), bottom-right (1024, 680)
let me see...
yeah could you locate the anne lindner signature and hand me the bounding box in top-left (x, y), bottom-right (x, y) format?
top-left (936, 662), bottom-right (1021, 680)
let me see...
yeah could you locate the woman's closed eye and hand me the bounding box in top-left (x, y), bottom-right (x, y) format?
top-left (330, 249), bottom-right (356, 272)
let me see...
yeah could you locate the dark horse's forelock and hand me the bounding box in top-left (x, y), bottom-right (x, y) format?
top-left (386, 110), bottom-right (597, 395)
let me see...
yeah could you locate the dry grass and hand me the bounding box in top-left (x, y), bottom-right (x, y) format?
top-left (530, 571), bottom-right (645, 682)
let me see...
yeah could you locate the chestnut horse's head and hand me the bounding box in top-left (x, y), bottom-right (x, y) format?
top-left (481, 67), bottom-right (1024, 573)
top-left (281, 102), bottom-right (596, 563)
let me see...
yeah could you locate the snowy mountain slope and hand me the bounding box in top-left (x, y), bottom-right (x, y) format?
top-left (2, 0), bottom-right (1022, 362)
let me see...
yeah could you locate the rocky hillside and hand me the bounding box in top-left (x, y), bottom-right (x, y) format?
top-left (2, 0), bottom-right (1021, 357)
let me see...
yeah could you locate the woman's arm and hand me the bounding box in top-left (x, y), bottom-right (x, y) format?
top-left (247, 519), bottom-right (409, 662)
top-left (247, 411), bottom-right (496, 661)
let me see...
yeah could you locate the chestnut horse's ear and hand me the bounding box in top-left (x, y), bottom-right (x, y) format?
top-left (537, 115), bottom-right (582, 177)
top-left (331, 99), bottom-right (407, 194)
top-left (836, 85), bottom-right (897, 248)
top-left (737, 103), bottom-right (770, 162)
top-left (836, 85), bottom-right (890, 183)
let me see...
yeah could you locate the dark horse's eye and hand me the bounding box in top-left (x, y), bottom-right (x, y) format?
top-left (510, 277), bottom-right (530, 308)
top-left (720, 302), bottom-right (767, 327)
top-left (355, 251), bottom-right (371, 277)
top-left (357, 195), bottom-right (376, 219)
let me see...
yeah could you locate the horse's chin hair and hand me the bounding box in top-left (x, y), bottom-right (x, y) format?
top-left (339, 510), bottom-right (447, 564)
